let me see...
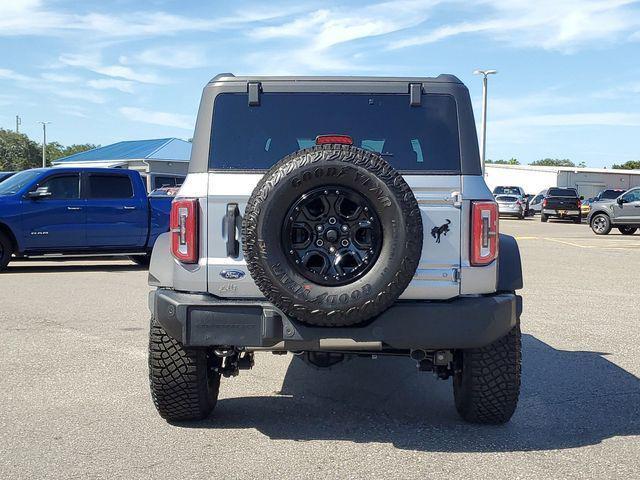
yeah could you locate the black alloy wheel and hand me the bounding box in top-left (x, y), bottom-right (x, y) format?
top-left (282, 186), bottom-right (382, 286)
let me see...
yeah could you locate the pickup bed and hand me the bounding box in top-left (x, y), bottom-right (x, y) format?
top-left (0, 167), bottom-right (172, 269)
top-left (541, 187), bottom-right (582, 223)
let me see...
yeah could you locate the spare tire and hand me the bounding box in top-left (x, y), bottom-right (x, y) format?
top-left (242, 144), bottom-right (423, 326)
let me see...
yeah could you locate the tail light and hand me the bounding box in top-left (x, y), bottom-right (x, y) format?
top-left (542, 198), bottom-right (547, 208)
top-left (470, 201), bottom-right (499, 266)
top-left (315, 134), bottom-right (353, 145)
top-left (170, 198), bottom-right (199, 263)
top-left (516, 200), bottom-right (522, 206)
top-left (577, 199), bottom-right (582, 208)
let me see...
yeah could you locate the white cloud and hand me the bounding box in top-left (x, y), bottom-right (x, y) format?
top-left (87, 78), bottom-right (135, 93)
top-left (59, 53), bottom-right (164, 84)
top-left (0, 68), bottom-right (31, 82)
top-left (41, 72), bottom-right (82, 83)
top-left (389, 0), bottom-right (640, 51)
top-left (119, 107), bottom-right (194, 130)
top-left (123, 45), bottom-right (207, 69)
top-left (0, 0), bottom-right (307, 38)
top-left (246, 1), bottom-right (441, 73)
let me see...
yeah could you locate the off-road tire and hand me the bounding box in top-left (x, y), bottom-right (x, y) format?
top-left (618, 226), bottom-right (637, 235)
top-left (130, 254), bottom-right (151, 267)
top-left (453, 321), bottom-right (521, 424)
top-left (148, 316), bottom-right (220, 421)
top-left (242, 144), bottom-right (423, 327)
top-left (0, 232), bottom-right (12, 270)
top-left (540, 213), bottom-right (548, 222)
top-left (590, 213), bottom-right (611, 235)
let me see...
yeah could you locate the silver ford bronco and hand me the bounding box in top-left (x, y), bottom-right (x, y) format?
top-left (147, 74), bottom-right (523, 424)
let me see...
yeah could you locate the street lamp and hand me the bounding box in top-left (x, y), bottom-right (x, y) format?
top-left (37, 121), bottom-right (51, 168)
top-left (473, 69), bottom-right (497, 173)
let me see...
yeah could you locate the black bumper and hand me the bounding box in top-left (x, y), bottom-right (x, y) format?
top-left (150, 290), bottom-right (522, 351)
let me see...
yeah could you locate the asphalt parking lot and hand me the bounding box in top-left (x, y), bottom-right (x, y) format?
top-left (1, 218), bottom-right (638, 479)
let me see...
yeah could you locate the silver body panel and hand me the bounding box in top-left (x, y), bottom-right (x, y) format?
top-left (149, 74), bottom-right (497, 300)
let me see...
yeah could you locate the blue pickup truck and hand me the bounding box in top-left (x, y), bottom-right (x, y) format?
top-left (0, 168), bottom-right (172, 270)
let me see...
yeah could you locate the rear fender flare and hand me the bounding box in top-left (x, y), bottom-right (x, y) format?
top-left (497, 234), bottom-right (523, 292)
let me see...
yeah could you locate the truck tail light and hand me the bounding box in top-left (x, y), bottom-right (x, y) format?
top-left (171, 198), bottom-right (199, 264)
top-left (470, 201), bottom-right (499, 266)
top-left (577, 199), bottom-right (582, 209)
top-left (542, 198), bottom-right (547, 208)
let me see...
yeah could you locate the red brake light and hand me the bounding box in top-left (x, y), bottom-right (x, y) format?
top-left (170, 198), bottom-right (199, 264)
top-left (470, 201), bottom-right (499, 266)
top-left (542, 198), bottom-right (547, 208)
top-left (577, 199), bottom-right (582, 208)
top-left (315, 134), bottom-right (353, 145)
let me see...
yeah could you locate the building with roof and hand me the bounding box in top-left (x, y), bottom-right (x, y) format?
top-left (485, 163), bottom-right (640, 199)
top-left (52, 138), bottom-right (191, 191)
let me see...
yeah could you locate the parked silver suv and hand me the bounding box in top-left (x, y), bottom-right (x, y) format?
top-left (588, 187), bottom-right (640, 235)
top-left (147, 74), bottom-right (524, 425)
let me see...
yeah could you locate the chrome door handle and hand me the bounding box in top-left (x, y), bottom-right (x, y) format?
top-left (123, 206), bottom-right (136, 210)
top-left (67, 206), bottom-right (82, 211)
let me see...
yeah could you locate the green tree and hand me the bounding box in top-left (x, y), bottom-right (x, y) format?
top-left (530, 158), bottom-right (575, 167)
top-left (612, 160), bottom-right (640, 170)
top-left (486, 158), bottom-right (520, 165)
top-left (0, 128), bottom-right (42, 171)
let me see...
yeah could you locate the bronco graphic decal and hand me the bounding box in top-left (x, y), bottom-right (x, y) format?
top-left (430, 219), bottom-right (451, 244)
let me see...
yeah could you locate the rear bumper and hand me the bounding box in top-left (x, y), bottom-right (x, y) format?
top-left (149, 289), bottom-right (522, 351)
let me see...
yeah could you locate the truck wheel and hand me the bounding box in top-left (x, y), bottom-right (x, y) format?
top-left (130, 254), bottom-right (150, 267)
top-left (148, 316), bottom-right (221, 421)
top-left (242, 144), bottom-right (423, 327)
top-left (618, 226), bottom-right (637, 235)
top-left (453, 321), bottom-right (521, 424)
top-left (540, 213), bottom-right (548, 222)
top-left (0, 232), bottom-right (12, 270)
top-left (590, 214), bottom-right (611, 235)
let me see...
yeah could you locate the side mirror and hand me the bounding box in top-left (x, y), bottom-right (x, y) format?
top-left (617, 197), bottom-right (624, 205)
top-left (26, 186), bottom-right (51, 199)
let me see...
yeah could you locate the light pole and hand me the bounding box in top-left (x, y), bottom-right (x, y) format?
top-left (38, 121), bottom-right (51, 168)
top-left (473, 69), bottom-right (497, 173)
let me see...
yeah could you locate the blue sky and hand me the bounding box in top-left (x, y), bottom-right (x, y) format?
top-left (1, 0), bottom-right (639, 167)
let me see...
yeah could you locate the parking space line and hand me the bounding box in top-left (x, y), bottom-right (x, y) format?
top-left (514, 236), bottom-right (538, 240)
top-left (542, 237), bottom-right (639, 251)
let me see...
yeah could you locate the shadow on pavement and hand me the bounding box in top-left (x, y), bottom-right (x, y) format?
top-left (187, 334), bottom-right (640, 452)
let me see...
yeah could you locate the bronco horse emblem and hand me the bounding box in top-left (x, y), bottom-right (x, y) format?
top-left (431, 219), bottom-right (451, 243)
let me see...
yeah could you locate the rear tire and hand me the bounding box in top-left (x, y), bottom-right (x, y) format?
top-left (590, 214), bottom-right (611, 235)
top-left (148, 316), bottom-right (221, 422)
top-left (540, 213), bottom-right (548, 222)
top-left (0, 232), bottom-right (12, 270)
top-left (618, 226), bottom-right (637, 235)
top-left (453, 321), bottom-right (521, 424)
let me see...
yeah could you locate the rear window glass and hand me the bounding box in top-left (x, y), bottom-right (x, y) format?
top-left (496, 195), bottom-right (518, 202)
top-left (209, 92), bottom-right (461, 172)
top-left (88, 175), bottom-right (133, 199)
top-left (548, 188), bottom-right (577, 197)
top-left (493, 186), bottom-right (521, 195)
top-left (600, 190), bottom-right (623, 199)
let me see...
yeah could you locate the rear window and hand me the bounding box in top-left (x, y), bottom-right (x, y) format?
top-left (209, 92), bottom-right (461, 172)
top-left (88, 174), bottom-right (133, 199)
top-left (493, 186), bottom-right (521, 195)
top-left (496, 195), bottom-right (518, 202)
top-left (548, 188), bottom-right (577, 197)
top-left (600, 189), bottom-right (624, 199)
